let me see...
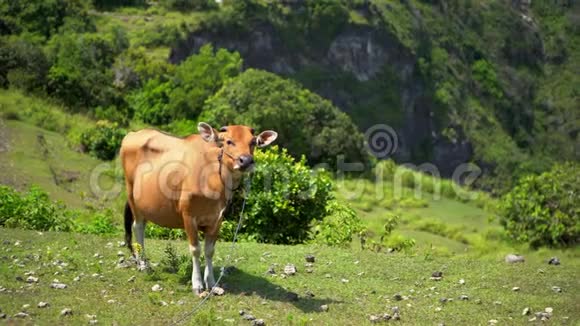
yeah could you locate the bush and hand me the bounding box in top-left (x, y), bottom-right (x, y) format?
top-left (202, 69), bottom-right (369, 168)
top-left (224, 146), bottom-right (334, 244)
top-left (75, 209), bottom-right (119, 235)
top-left (499, 163), bottom-right (580, 248)
top-left (145, 224), bottom-right (186, 240)
top-left (311, 201), bottom-right (364, 247)
top-left (80, 120), bottom-right (126, 160)
top-left (0, 185), bottom-right (74, 232)
top-left (160, 0), bottom-right (218, 11)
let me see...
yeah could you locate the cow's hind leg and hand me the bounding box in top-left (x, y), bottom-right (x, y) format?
top-left (133, 219), bottom-right (148, 271)
top-left (204, 235), bottom-right (218, 291)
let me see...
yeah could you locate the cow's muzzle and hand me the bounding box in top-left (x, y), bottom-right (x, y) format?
top-left (236, 154), bottom-right (254, 171)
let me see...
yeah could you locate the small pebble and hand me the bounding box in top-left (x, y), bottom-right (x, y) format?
top-left (252, 319), bottom-right (265, 326)
top-left (305, 254), bottom-right (315, 263)
top-left (211, 287), bottom-right (225, 296)
top-left (128, 276), bottom-right (136, 283)
top-left (488, 320), bottom-right (498, 325)
top-left (151, 284), bottom-right (163, 292)
top-left (392, 312), bottom-right (400, 320)
top-left (505, 254), bottom-right (525, 263)
top-left (107, 300), bottom-right (115, 304)
top-left (243, 314), bottom-right (256, 321)
top-left (459, 295), bottom-right (469, 301)
top-left (284, 264), bottom-right (297, 276)
top-left (458, 279), bottom-right (465, 285)
top-left (552, 286), bottom-right (562, 293)
top-left (512, 287), bottom-right (520, 292)
top-left (522, 307), bottom-right (530, 315)
top-left (239, 310), bottom-right (245, 316)
top-left (89, 320), bottom-right (98, 325)
top-left (0, 313), bottom-right (6, 319)
top-left (548, 257), bottom-right (560, 265)
top-left (369, 315), bottom-right (381, 323)
top-left (50, 282), bottom-right (67, 289)
top-left (393, 293), bottom-right (403, 301)
top-left (493, 301), bottom-right (502, 305)
top-left (26, 276), bottom-right (39, 283)
top-left (435, 307), bottom-right (442, 312)
top-left (14, 312), bottom-right (29, 318)
top-left (74, 276), bottom-right (81, 282)
top-left (545, 307), bottom-right (553, 314)
top-left (38, 302), bottom-right (49, 308)
top-left (320, 304), bottom-right (329, 312)
top-left (341, 278), bottom-right (349, 283)
top-left (61, 308), bottom-right (73, 316)
top-left (266, 266), bottom-right (275, 275)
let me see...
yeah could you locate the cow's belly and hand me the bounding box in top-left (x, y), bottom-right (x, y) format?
top-left (132, 172), bottom-right (183, 229)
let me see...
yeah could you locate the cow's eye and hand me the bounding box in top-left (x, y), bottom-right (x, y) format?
top-left (226, 139), bottom-right (234, 146)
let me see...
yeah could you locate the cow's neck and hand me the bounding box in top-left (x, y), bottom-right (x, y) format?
top-left (217, 148), bottom-right (242, 202)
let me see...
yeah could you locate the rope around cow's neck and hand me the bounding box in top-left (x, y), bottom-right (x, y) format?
top-left (217, 147), bottom-right (244, 193)
top-left (171, 175), bottom-right (251, 325)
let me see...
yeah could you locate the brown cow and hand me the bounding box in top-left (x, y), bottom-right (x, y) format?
top-left (120, 122), bottom-right (277, 295)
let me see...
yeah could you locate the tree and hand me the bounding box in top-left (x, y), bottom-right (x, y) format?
top-left (202, 69), bottom-right (369, 168)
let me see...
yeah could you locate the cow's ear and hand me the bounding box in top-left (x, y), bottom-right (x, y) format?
top-left (198, 122), bottom-right (218, 143)
top-left (256, 130), bottom-right (278, 148)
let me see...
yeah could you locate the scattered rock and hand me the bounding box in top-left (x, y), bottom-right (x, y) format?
top-left (284, 264), bottom-right (297, 276)
top-left (305, 268), bottom-right (313, 273)
top-left (459, 295), bottom-right (469, 301)
top-left (324, 274), bottom-right (331, 278)
top-left (89, 319), bottom-right (98, 325)
top-left (50, 282), bottom-right (67, 289)
top-left (488, 319), bottom-right (498, 325)
top-left (458, 279), bottom-right (465, 285)
top-left (545, 307), bottom-right (553, 314)
top-left (26, 276), bottom-right (39, 283)
top-left (474, 299), bottom-right (482, 304)
top-left (22, 304), bottom-right (30, 310)
top-left (528, 317), bottom-right (537, 322)
top-left (305, 290), bottom-right (315, 298)
top-left (177, 300), bottom-right (185, 305)
top-left (392, 312), bottom-right (400, 320)
top-left (0, 313), bottom-right (6, 319)
top-left (522, 307), bottom-right (531, 316)
top-left (439, 298), bottom-right (448, 303)
top-left (286, 292), bottom-right (299, 302)
top-left (127, 276), bottom-right (136, 283)
top-left (435, 307), bottom-right (442, 312)
top-left (320, 304), bottom-right (329, 312)
top-left (391, 306), bottom-right (400, 313)
top-left (14, 312), bottom-right (29, 318)
top-left (266, 266), bottom-right (275, 275)
top-left (512, 287), bottom-right (520, 292)
top-left (38, 302), bottom-right (49, 308)
top-left (239, 310), bottom-right (245, 316)
top-left (252, 319), bottom-right (265, 326)
top-left (211, 287), bottom-right (225, 296)
top-left (242, 314), bottom-right (256, 321)
top-left (107, 300), bottom-right (115, 304)
top-left (60, 308), bottom-right (73, 316)
top-left (431, 271), bottom-right (443, 281)
top-left (74, 276), bottom-right (81, 282)
top-left (151, 284), bottom-right (163, 292)
top-left (305, 254), bottom-right (315, 263)
top-left (117, 251), bottom-right (125, 257)
top-left (552, 286), bottom-right (562, 293)
top-left (118, 241), bottom-right (126, 247)
top-left (505, 254), bottom-right (525, 263)
top-left (393, 293), bottom-right (403, 301)
top-left (548, 257), bottom-right (560, 265)
top-left (369, 315), bottom-right (381, 323)
top-left (341, 278), bottom-right (349, 284)
top-left (493, 301), bottom-right (502, 305)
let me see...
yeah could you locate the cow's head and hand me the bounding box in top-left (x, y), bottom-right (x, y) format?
top-left (198, 122), bottom-right (277, 172)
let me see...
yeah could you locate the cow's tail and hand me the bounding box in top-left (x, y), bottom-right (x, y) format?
top-left (124, 201), bottom-right (134, 254)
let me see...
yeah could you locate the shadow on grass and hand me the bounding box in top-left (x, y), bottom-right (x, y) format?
top-left (220, 266), bottom-right (340, 313)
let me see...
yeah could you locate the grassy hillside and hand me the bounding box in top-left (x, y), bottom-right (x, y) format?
top-left (0, 228), bottom-right (578, 325)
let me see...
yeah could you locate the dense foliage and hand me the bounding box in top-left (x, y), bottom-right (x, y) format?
top-left (500, 163), bottom-right (580, 248)
top-left (203, 69), bottom-right (369, 168)
top-left (80, 120), bottom-right (127, 160)
top-left (0, 185), bottom-right (74, 232)
top-left (223, 146), bottom-right (337, 245)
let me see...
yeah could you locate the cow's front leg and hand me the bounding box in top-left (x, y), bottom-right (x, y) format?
top-left (183, 212), bottom-right (203, 295)
top-left (189, 240), bottom-right (203, 295)
top-left (204, 235), bottom-right (217, 290)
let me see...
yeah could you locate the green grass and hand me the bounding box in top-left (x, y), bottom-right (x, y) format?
top-left (0, 228), bottom-right (578, 325)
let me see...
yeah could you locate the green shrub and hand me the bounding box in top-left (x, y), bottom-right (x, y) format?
top-left (223, 146), bottom-right (334, 244)
top-left (499, 163), bottom-right (580, 248)
top-left (80, 120), bottom-right (126, 160)
top-left (160, 0), bottom-right (217, 11)
top-left (145, 224), bottom-right (186, 240)
top-left (311, 201), bottom-right (364, 247)
top-left (75, 209), bottom-right (119, 235)
top-left (0, 185), bottom-right (74, 232)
